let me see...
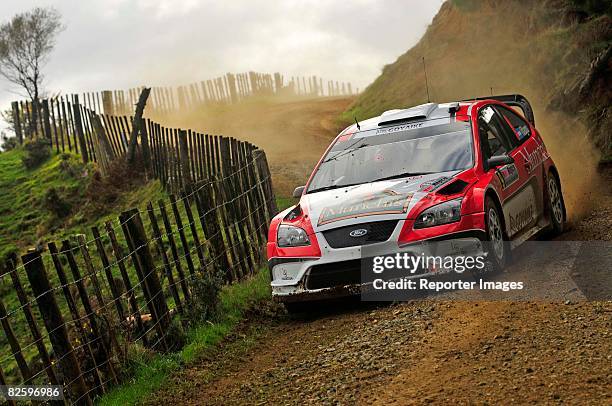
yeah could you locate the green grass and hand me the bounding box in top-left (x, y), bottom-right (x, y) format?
top-left (0, 147), bottom-right (182, 381)
top-left (0, 148), bottom-right (167, 259)
top-left (98, 269), bottom-right (271, 406)
top-left (0, 133), bottom-right (276, 395)
top-left (275, 195), bottom-right (297, 212)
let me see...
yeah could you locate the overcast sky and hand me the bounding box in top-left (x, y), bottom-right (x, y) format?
top-left (0, 0), bottom-right (443, 128)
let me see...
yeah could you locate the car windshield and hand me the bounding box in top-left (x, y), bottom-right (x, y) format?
top-left (307, 117), bottom-right (473, 193)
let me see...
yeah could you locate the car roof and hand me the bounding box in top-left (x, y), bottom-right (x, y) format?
top-left (343, 101), bottom-right (478, 135)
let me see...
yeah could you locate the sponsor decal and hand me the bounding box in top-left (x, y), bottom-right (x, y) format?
top-left (520, 138), bottom-right (549, 174)
top-left (509, 203), bottom-right (534, 234)
top-left (502, 185), bottom-right (536, 237)
top-left (419, 176), bottom-right (450, 192)
top-left (514, 125), bottom-right (530, 141)
top-left (496, 163), bottom-right (519, 190)
top-left (375, 122), bottom-right (424, 135)
top-left (318, 189), bottom-right (413, 226)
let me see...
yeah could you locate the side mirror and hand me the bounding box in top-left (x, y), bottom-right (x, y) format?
top-left (487, 155), bottom-right (514, 169)
top-left (293, 185), bottom-right (306, 198)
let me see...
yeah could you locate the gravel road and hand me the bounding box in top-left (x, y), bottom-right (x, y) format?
top-left (146, 169), bottom-right (612, 405)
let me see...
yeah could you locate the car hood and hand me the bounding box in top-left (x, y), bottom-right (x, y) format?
top-left (302, 171), bottom-right (461, 232)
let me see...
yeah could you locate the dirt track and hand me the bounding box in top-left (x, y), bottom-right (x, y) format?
top-left (144, 167), bottom-right (611, 405)
top-left (146, 98), bottom-right (611, 405)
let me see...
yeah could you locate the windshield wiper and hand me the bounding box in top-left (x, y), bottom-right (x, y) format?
top-left (371, 172), bottom-right (434, 183)
top-left (322, 143), bottom-right (369, 164)
top-left (307, 182), bottom-right (362, 194)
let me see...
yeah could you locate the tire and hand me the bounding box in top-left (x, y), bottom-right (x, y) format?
top-left (546, 172), bottom-right (565, 236)
top-left (484, 196), bottom-right (510, 272)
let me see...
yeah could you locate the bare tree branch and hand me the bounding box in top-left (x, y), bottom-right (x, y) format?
top-left (0, 7), bottom-right (63, 135)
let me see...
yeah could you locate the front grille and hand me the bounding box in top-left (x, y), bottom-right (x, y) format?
top-left (322, 220), bottom-right (398, 249)
top-left (305, 260), bottom-right (361, 290)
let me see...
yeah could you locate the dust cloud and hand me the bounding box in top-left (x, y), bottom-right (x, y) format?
top-left (146, 96), bottom-right (354, 196)
top-left (144, 1), bottom-right (603, 221)
top-left (349, 0), bottom-right (602, 222)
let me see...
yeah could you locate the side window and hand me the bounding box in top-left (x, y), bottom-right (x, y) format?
top-left (497, 106), bottom-right (532, 144)
top-left (478, 106), bottom-right (512, 160)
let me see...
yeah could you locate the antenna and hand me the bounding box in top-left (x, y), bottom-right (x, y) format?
top-left (422, 57), bottom-right (430, 103)
top-left (354, 116), bottom-right (361, 131)
top-left (490, 87), bottom-right (493, 96)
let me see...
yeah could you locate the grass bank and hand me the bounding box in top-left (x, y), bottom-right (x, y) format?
top-left (98, 269), bottom-right (271, 405)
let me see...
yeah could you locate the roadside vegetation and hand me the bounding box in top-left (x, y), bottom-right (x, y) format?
top-left (0, 145), bottom-right (165, 260)
top-left (98, 269), bottom-right (271, 405)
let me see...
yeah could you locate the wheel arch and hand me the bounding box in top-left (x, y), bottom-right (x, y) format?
top-left (484, 187), bottom-right (508, 237)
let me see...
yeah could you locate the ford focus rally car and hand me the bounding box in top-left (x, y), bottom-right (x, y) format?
top-left (267, 95), bottom-right (566, 306)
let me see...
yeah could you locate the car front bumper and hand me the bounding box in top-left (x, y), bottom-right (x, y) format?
top-left (269, 223), bottom-right (487, 302)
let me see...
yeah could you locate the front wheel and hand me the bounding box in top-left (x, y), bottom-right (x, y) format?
top-left (547, 172), bottom-right (565, 236)
top-left (484, 196), bottom-right (510, 272)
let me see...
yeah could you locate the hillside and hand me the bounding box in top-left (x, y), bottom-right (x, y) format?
top-left (344, 0), bottom-right (611, 220)
top-left (0, 149), bottom-right (165, 260)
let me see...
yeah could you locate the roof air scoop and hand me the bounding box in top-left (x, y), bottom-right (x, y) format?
top-left (378, 103), bottom-right (437, 126)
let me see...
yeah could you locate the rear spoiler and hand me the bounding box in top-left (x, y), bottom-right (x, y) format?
top-left (462, 94), bottom-right (535, 126)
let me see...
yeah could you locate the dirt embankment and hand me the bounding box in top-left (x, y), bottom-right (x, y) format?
top-left (345, 0), bottom-right (611, 222)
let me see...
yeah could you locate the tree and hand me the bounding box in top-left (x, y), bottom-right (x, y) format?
top-left (0, 7), bottom-right (62, 137)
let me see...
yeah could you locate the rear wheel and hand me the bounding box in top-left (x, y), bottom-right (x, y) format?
top-left (547, 172), bottom-right (565, 235)
top-left (484, 196), bottom-right (510, 272)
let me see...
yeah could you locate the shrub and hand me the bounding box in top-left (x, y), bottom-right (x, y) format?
top-left (22, 138), bottom-right (51, 169)
top-left (185, 270), bottom-right (224, 325)
top-left (43, 187), bottom-right (71, 218)
top-left (58, 153), bottom-right (86, 177)
top-left (568, 0), bottom-right (612, 17)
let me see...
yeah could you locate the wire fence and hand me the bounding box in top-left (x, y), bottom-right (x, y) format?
top-left (0, 137), bottom-right (277, 404)
top-left (9, 92), bottom-right (275, 193)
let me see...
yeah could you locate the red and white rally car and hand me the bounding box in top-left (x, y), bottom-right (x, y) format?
top-left (267, 95), bottom-right (566, 305)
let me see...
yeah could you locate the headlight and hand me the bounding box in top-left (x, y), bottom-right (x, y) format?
top-left (277, 225), bottom-right (311, 247)
top-left (414, 198), bottom-right (462, 229)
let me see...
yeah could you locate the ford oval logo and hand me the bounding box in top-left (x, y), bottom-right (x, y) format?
top-left (349, 228), bottom-right (368, 238)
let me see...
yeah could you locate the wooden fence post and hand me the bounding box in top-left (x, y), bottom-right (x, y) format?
top-left (168, 195), bottom-right (196, 276)
top-left (91, 226), bottom-right (125, 322)
top-left (11, 101), bottom-right (23, 144)
top-left (48, 241), bottom-right (107, 396)
top-left (104, 221), bottom-right (148, 346)
top-left (101, 91), bottom-right (113, 116)
top-left (120, 210), bottom-right (171, 351)
top-left (146, 202), bottom-right (183, 314)
top-left (21, 248), bottom-right (91, 405)
top-left (90, 112), bottom-right (116, 175)
top-left (157, 200), bottom-right (190, 300)
top-left (178, 129), bottom-right (192, 187)
top-left (5, 258), bottom-right (60, 387)
top-left (127, 87), bottom-right (151, 164)
top-left (0, 364), bottom-right (16, 406)
top-left (42, 99), bottom-right (53, 143)
top-left (72, 95), bottom-right (89, 163)
top-left (0, 295), bottom-right (32, 383)
top-left (141, 118), bottom-right (152, 176)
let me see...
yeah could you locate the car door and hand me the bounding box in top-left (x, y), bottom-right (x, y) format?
top-left (478, 105), bottom-right (538, 238)
top-left (495, 105), bottom-right (546, 224)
